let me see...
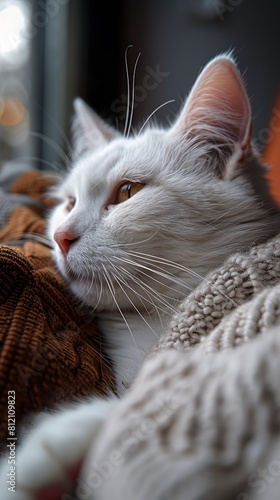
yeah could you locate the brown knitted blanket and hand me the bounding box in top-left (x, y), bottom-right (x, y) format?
top-left (0, 171), bottom-right (115, 446)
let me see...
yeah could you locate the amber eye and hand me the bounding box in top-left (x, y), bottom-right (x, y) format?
top-left (65, 196), bottom-right (76, 212)
top-left (116, 182), bottom-right (145, 204)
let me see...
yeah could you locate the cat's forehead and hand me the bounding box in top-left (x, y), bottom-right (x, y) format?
top-left (67, 129), bottom-right (168, 192)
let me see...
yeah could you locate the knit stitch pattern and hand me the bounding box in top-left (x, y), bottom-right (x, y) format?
top-left (153, 234), bottom-right (280, 353)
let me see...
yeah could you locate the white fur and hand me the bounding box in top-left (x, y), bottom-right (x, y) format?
top-left (0, 399), bottom-right (117, 499)
top-left (98, 311), bottom-right (163, 393)
top-left (2, 54), bottom-right (279, 500)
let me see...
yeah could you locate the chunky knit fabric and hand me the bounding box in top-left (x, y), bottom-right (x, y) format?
top-left (154, 234), bottom-right (280, 353)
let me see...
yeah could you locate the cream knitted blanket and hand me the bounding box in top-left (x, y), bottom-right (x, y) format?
top-left (91, 234), bottom-right (280, 500)
top-left (155, 233), bottom-right (280, 354)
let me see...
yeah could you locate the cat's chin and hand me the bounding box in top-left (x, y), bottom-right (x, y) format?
top-left (69, 280), bottom-right (134, 313)
top-left (55, 255), bottom-right (186, 315)
top-left (57, 268), bottom-right (124, 312)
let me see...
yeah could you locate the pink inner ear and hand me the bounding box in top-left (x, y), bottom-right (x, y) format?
top-left (175, 57), bottom-right (251, 149)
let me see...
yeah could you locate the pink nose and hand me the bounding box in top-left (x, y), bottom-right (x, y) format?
top-left (53, 230), bottom-right (79, 255)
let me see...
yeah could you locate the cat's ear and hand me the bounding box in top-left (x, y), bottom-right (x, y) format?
top-left (170, 55), bottom-right (252, 178)
top-left (72, 98), bottom-right (119, 158)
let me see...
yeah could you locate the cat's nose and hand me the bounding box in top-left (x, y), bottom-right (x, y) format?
top-left (53, 230), bottom-right (79, 255)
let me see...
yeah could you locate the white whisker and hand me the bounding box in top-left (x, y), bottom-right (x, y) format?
top-left (29, 131), bottom-right (71, 168)
top-left (123, 45), bottom-right (133, 137)
top-left (102, 264), bottom-right (137, 346)
top-left (108, 260), bottom-right (153, 317)
top-left (116, 265), bottom-right (165, 331)
top-left (113, 255), bottom-right (194, 295)
top-left (111, 257), bottom-right (182, 317)
top-left (109, 230), bottom-right (160, 248)
top-left (127, 51), bottom-right (141, 137)
top-left (138, 99), bottom-right (175, 134)
top-left (82, 268), bottom-right (96, 302)
top-left (11, 155), bottom-right (65, 173)
top-left (127, 250), bottom-right (238, 306)
top-left (109, 265), bottom-right (159, 339)
top-left (108, 262), bottom-right (168, 323)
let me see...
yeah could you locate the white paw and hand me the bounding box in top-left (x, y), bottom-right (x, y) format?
top-left (0, 399), bottom-right (116, 500)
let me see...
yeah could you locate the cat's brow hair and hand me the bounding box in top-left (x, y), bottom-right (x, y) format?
top-left (123, 45), bottom-right (132, 137)
top-left (123, 46), bottom-right (141, 138)
top-left (137, 99), bottom-right (175, 135)
top-left (126, 51), bottom-right (141, 137)
top-left (122, 45), bottom-right (175, 137)
top-left (14, 111), bottom-right (72, 174)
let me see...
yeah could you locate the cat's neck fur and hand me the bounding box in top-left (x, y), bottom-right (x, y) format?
top-left (97, 311), bottom-right (164, 394)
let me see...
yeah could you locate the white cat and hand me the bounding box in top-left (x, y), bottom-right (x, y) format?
top-left (48, 54), bottom-right (279, 394)
top-left (1, 54), bottom-right (279, 499)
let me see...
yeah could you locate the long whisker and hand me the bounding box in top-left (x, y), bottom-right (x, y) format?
top-left (109, 229), bottom-right (160, 248)
top-left (138, 99), bottom-right (175, 135)
top-left (10, 155), bottom-right (65, 173)
top-left (127, 250), bottom-right (238, 307)
top-left (131, 275), bottom-right (182, 317)
top-left (112, 257), bottom-right (182, 317)
top-left (128, 251), bottom-right (200, 284)
top-left (111, 263), bottom-right (166, 332)
top-left (127, 51), bottom-right (141, 137)
top-left (123, 45), bottom-right (133, 137)
top-left (82, 268), bottom-right (96, 303)
top-left (113, 255), bottom-right (194, 295)
top-left (29, 132), bottom-right (71, 168)
top-left (109, 265), bottom-right (159, 339)
top-left (108, 260), bottom-right (152, 316)
top-left (109, 262), bottom-right (168, 324)
top-left (102, 264), bottom-right (137, 346)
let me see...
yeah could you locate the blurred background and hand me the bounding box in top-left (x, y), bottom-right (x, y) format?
top-left (0, 0), bottom-right (280, 199)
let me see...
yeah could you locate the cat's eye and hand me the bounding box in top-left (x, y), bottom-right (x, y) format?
top-left (65, 196), bottom-right (76, 212)
top-left (116, 182), bottom-right (145, 204)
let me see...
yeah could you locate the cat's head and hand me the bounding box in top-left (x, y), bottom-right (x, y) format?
top-left (49, 54), bottom-right (279, 313)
